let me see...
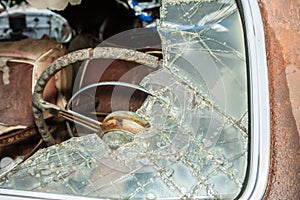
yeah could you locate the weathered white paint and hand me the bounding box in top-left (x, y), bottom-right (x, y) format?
top-left (27, 0), bottom-right (82, 10)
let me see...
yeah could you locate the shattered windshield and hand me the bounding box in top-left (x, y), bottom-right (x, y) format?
top-left (0, 0), bottom-right (248, 199)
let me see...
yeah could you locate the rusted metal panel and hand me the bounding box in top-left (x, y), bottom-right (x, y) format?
top-left (0, 62), bottom-right (33, 126)
top-left (259, 0), bottom-right (300, 199)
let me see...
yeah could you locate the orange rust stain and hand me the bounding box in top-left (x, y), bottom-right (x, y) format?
top-left (259, 0), bottom-right (300, 199)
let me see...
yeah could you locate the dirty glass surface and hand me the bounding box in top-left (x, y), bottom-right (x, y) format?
top-left (0, 0), bottom-right (248, 199)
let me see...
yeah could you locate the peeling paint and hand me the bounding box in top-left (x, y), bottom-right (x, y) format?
top-left (0, 58), bottom-right (10, 85)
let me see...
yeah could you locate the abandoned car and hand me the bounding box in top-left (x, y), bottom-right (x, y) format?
top-left (0, 0), bottom-right (299, 199)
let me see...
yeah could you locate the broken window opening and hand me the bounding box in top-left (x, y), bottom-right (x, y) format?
top-left (0, 0), bottom-right (249, 199)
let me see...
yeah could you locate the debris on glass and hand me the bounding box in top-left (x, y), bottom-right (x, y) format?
top-left (0, 0), bottom-right (248, 199)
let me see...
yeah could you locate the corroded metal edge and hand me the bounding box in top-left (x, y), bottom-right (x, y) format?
top-left (258, 0), bottom-right (300, 199)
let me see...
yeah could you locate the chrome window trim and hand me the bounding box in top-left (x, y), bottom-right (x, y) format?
top-left (0, 188), bottom-right (98, 200)
top-left (0, 0), bottom-right (270, 199)
top-left (238, 0), bottom-right (270, 199)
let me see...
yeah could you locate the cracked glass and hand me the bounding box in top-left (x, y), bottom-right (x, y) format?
top-left (0, 0), bottom-right (248, 199)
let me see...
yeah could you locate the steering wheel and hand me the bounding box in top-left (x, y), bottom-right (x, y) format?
top-left (32, 47), bottom-right (161, 146)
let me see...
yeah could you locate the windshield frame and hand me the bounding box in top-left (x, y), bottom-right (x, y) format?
top-left (237, 0), bottom-right (270, 199)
